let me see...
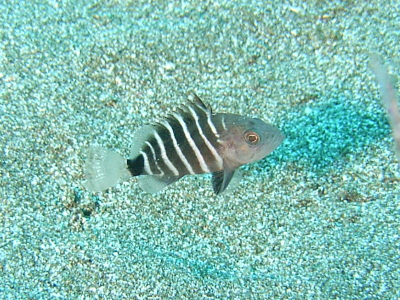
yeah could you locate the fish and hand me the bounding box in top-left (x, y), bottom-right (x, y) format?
top-left (370, 54), bottom-right (400, 160)
top-left (83, 94), bottom-right (285, 195)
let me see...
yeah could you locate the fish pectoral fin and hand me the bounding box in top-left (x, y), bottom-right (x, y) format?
top-left (138, 175), bottom-right (182, 194)
top-left (212, 169), bottom-right (240, 195)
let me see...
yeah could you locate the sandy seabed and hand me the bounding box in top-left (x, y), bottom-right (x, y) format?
top-left (1, 0), bottom-right (399, 299)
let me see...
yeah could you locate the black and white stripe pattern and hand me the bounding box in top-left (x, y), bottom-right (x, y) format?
top-left (85, 93), bottom-right (285, 194)
top-left (136, 97), bottom-right (224, 177)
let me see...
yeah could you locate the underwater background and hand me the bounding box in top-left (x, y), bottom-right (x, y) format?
top-left (1, 0), bottom-right (399, 299)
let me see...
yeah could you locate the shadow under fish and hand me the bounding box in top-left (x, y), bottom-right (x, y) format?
top-left (83, 94), bottom-right (285, 195)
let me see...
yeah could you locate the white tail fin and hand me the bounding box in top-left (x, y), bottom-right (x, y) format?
top-left (83, 146), bottom-right (131, 192)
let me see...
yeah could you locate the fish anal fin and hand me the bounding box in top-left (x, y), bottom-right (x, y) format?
top-left (138, 175), bottom-right (182, 194)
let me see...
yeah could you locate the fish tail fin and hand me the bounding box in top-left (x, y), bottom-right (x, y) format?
top-left (83, 146), bottom-right (131, 192)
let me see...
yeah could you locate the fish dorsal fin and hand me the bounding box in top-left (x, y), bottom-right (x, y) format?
top-left (189, 93), bottom-right (212, 114)
top-left (130, 125), bottom-right (154, 158)
top-left (138, 175), bottom-right (182, 194)
top-left (212, 169), bottom-right (241, 195)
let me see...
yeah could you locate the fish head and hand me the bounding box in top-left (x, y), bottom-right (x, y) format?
top-left (219, 114), bottom-right (285, 168)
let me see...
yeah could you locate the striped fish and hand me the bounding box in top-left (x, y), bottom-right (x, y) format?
top-left (83, 94), bottom-right (284, 194)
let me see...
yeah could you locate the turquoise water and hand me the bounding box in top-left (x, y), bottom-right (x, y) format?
top-left (1, 0), bottom-right (399, 299)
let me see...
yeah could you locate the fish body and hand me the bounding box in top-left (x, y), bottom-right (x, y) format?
top-left (84, 95), bottom-right (284, 194)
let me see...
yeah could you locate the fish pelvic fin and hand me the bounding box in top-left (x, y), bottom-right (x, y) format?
top-left (83, 146), bottom-right (131, 192)
top-left (212, 168), bottom-right (242, 195)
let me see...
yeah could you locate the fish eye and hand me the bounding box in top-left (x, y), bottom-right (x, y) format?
top-left (244, 131), bottom-right (260, 145)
